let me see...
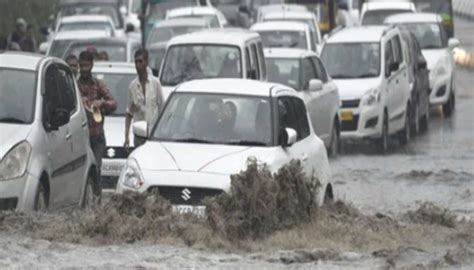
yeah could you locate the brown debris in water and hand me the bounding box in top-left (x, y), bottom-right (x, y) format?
top-left (404, 202), bottom-right (456, 228)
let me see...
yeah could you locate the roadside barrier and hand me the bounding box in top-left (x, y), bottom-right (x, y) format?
top-left (454, 0), bottom-right (474, 20)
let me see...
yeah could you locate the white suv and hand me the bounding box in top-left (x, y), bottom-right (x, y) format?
top-left (321, 26), bottom-right (411, 153)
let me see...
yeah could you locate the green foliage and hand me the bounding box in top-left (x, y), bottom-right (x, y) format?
top-left (0, 0), bottom-right (56, 42)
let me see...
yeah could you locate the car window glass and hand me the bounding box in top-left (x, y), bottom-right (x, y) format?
top-left (291, 97), bottom-right (310, 140)
top-left (257, 42), bottom-right (266, 79)
top-left (245, 46), bottom-right (252, 77)
top-left (309, 30), bottom-right (316, 51)
top-left (43, 65), bottom-right (62, 124)
top-left (313, 57), bottom-right (328, 83)
top-left (385, 41), bottom-right (394, 73)
top-left (278, 97), bottom-right (298, 138)
top-left (56, 67), bottom-right (77, 115)
top-left (301, 58), bottom-right (317, 90)
top-left (392, 35), bottom-right (403, 64)
top-left (250, 43), bottom-right (260, 79)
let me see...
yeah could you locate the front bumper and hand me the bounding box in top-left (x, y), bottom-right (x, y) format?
top-left (0, 172), bottom-right (38, 211)
top-left (340, 105), bottom-right (383, 140)
top-left (429, 72), bottom-right (452, 106)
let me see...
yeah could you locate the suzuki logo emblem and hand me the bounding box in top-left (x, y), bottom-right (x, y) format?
top-left (181, 188), bottom-right (191, 201)
top-left (107, 148), bottom-right (115, 158)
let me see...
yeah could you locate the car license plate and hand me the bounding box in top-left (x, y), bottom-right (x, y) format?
top-left (341, 110), bottom-right (353, 122)
top-left (101, 164), bottom-right (124, 176)
top-left (172, 205), bottom-right (206, 217)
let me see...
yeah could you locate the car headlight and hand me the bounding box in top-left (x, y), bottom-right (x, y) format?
top-left (361, 88), bottom-right (381, 106)
top-left (119, 158), bottom-right (145, 190)
top-left (0, 141), bottom-right (32, 181)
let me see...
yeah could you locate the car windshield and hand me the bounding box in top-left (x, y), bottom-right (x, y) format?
top-left (59, 22), bottom-right (113, 35)
top-left (0, 69), bottom-right (36, 124)
top-left (414, 0), bottom-right (451, 14)
top-left (58, 5), bottom-right (120, 27)
top-left (266, 58), bottom-right (300, 89)
top-left (321, 43), bottom-right (381, 79)
top-left (362, 9), bottom-right (413, 25)
top-left (149, 47), bottom-right (167, 70)
top-left (148, 25), bottom-right (205, 44)
top-left (403, 23), bottom-right (444, 49)
top-left (171, 15), bottom-right (220, 28)
top-left (49, 40), bottom-right (73, 58)
top-left (259, 30), bottom-right (308, 49)
top-left (152, 93), bottom-right (272, 146)
top-left (161, 45), bottom-right (242, 86)
top-left (92, 73), bottom-right (135, 116)
top-left (65, 43), bottom-right (127, 62)
top-left (148, 0), bottom-right (198, 20)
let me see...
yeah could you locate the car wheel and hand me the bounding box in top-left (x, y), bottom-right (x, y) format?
top-left (34, 183), bottom-right (48, 212)
top-left (328, 121), bottom-right (339, 158)
top-left (378, 112), bottom-right (389, 154)
top-left (443, 93), bottom-right (454, 118)
top-left (399, 105), bottom-right (410, 146)
top-left (323, 184), bottom-right (334, 205)
top-left (81, 175), bottom-right (96, 209)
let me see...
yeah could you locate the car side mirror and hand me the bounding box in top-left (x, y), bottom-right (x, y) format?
top-left (133, 121), bottom-right (148, 139)
top-left (309, 79), bottom-right (323, 92)
top-left (418, 57), bottom-right (427, 70)
top-left (50, 108), bottom-right (70, 131)
top-left (448, 38), bottom-right (460, 49)
top-left (280, 127), bottom-right (297, 147)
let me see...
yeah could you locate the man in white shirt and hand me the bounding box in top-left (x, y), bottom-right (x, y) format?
top-left (124, 48), bottom-right (165, 148)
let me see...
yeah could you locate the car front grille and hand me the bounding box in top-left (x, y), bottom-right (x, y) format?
top-left (102, 176), bottom-right (118, 190)
top-left (341, 115), bottom-right (360, 131)
top-left (341, 99), bottom-right (360, 108)
top-left (0, 197), bottom-right (18, 210)
top-left (148, 186), bottom-right (224, 205)
top-left (103, 146), bottom-right (134, 159)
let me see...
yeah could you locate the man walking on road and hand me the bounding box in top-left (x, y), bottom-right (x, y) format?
top-left (78, 51), bottom-right (117, 192)
top-left (124, 48), bottom-right (165, 149)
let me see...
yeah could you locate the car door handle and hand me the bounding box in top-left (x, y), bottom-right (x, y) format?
top-left (66, 133), bottom-right (72, 141)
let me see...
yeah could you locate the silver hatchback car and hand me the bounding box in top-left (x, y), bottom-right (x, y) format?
top-left (0, 52), bottom-right (99, 211)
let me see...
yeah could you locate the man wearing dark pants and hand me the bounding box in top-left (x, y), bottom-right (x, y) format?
top-left (78, 51), bottom-right (117, 195)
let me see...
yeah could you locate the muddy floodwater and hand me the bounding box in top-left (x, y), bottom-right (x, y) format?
top-left (1, 19), bottom-right (473, 269)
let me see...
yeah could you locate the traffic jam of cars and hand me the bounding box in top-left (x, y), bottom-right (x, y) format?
top-left (0, 0), bottom-right (461, 215)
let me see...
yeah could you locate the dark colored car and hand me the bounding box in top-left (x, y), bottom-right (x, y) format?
top-left (400, 28), bottom-right (430, 134)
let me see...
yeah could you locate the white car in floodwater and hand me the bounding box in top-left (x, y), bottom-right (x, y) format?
top-left (116, 79), bottom-right (333, 215)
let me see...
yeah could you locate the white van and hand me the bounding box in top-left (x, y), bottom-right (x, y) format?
top-left (159, 28), bottom-right (267, 99)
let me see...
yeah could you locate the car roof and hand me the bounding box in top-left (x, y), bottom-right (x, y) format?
top-left (251, 21), bottom-right (309, 31)
top-left (92, 62), bottom-right (136, 74)
top-left (263, 10), bottom-right (314, 20)
top-left (362, 1), bottom-right (415, 11)
top-left (264, 48), bottom-right (317, 59)
top-left (385, 12), bottom-right (442, 24)
top-left (153, 18), bottom-right (209, 28)
top-left (57, 0), bottom-right (119, 7)
top-left (59, 15), bottom-right (112, 23)
top-left (0, 52), bottom-right (49, 71)
top-left (53, 30), bottom-right (111, 40)
top-left (326, 26), bottom-right (392, 43)
top-left (175, 79), bottom-right (294, 97)
top-left (167, 29), bottom-right (260, 47)
top-left (167, 6), bottom-right (219, 17)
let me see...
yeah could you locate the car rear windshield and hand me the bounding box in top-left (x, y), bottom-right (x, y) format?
top-left (58, 5), bottom-right (121, 27)
top-left (259, 30), bottom-right (308, 50)
top-left (148, 25), bottom-right (205, 44)
top-left (362, 9), bottom-right (414, 25)
top-left (92, 73), bottom-right (135, 116)
top-left (321, 43), bottom-right (381, 79)
top-left (404, 23), bottom-right (444, 49)
top-left (59, 22), bottom-right (113, 35)
top-left (266, 58), bottom-right (300, 89)
top-left (153, 93), bottom-right (273, 146)
top-left (161, 45), bottom-right (242, 86)
top-left (0, 69), bottom-right (36, 124)
top-left (65, 43), bottom-right (127, 62)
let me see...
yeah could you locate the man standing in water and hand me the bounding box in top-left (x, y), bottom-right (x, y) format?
top-left (124, 48), bottom-right (165, 149)
top-left (78, 51), bottom-right (117, 193)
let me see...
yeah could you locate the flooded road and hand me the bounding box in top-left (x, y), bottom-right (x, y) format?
top-left (0, 18), bottom-right (473, 269)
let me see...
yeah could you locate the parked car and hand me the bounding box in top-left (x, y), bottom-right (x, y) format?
top-left (146, 18), bottom-right (211, 48)
top-left (47, 30), bottom-right (112, 58)
top-left (55, 15), bottom-right (118, 37)
top-left (265, 48), bottom-right (340, 156)
top-left (159, 29), bottom-right (267, 99)
top-left (0, 52), bottom-right (99, 211)
top-left (360, 0), bottom-right (416, 25)
top-left (251, 21), bottom-right (318, 53)
top-left (321, 25), bottom-right (411, 153)
top-left (166, 6), bottom-right (228, 28)
top-left (116, 79), bottom-right (334, 214)
top-left (384, 13), bottom-right (460, 117)
top-left (397, 27), bottom-right (431, 133)
top-left (260, 10), bottom-right (322, 51)
top-left (91, 62), bottom-right (136, 189)
top-left (62, 37), bottom-right (141, 63)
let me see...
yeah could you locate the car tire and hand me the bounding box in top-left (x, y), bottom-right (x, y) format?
top-left (81, 175), bottom-right (96, 209)
top-left (377, 112), bottom-right (389, 154)
top-left (399, 105), bottom-right (410, 146)
top-left (323, 184), bottom-right (334, 205)
top-left (34, 182), bottom-right (48, 212)
top-left (443, 93), bottom-right (454, 118)
top-left (328, 120), bottom-right (339, 158)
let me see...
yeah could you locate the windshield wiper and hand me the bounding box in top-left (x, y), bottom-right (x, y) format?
top-left (172, 138), bottom-right (214, 144)
top-left (227, 140), bottom-right (267, 146)
top-left (0, 117), bottom-right (27, 124)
